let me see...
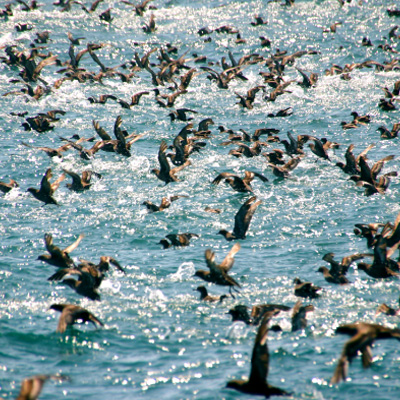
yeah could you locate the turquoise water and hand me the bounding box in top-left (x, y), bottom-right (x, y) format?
top-left (1, 0), bottom-right (400, 398)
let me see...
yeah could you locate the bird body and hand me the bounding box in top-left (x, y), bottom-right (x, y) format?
top-left (50, 303), bottom-right (103, 333)
top-left (218, 197), bottom-right (261, 240)
top-left (331, 322), bottom-right (400, 384)
top-left (226, 310), bottom-right (289, 397)
top-left (27, 168), bottom-right (65, 205)
top-left (37, 233), bottom-right (83, 269)
top-left (195, 242), bottom-right (241, 296)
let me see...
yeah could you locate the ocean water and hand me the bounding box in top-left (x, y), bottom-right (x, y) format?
top-left (0, 0), bottom-right (400, 398)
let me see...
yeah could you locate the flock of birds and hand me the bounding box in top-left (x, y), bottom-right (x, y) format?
top-left (1, 0), bottom-right (400, 398)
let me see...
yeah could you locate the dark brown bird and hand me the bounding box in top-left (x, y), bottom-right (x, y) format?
top-left (377, 123), bottom-right (400, 139)
top-left (130, 91), bottom-right (150, 105)
top-left (60, 269), bottom-right (101, 301)
top-left (387, 9), bottom-right (400, 17)
top-left (27, 168), bottom-right (65, 205)
top-left (218, 197), bottom-right (261, 240)
top-left (99, 7), bottom-right (113, 23)
top-left (63, 169), bottom-right (101, 192)
top-left (195, 243), bottom-right (241, 296)
top-left (200, 65), bottom-right (246, 89)
top-left (355, 176), bottom-right (393, 196)
top-left (308, 137), bottom-right (330, 161)
top-left (268, 157), bottom-right (301, 179)
top-left (226, 310), bottom-right (289, 397)
top-left (59, 136), bottom-right (105, 160)
top-left (87, 94), bottom-right (117, 104)
top-left (331, 322), bottom-right (400, 384)
top-left (195, 286), bottom-right (227, 302)
top-left (228, 304), bottom-right (253, 324)
top-left (259, 36), bottom-right (271, 47)
top-left (296, 67), bottom-right (318, 88)
top-left (324, 22), bottom-right (342, 33)
top-left (280, 132), bottom-right (308, 156)
top-left (263, 149), bottom-right (285, 165)
top-left (251, 304), bottom-right (291, 326)
top-left (230, 142), bottom-right (265, 158)
top-left (159, 233), bottom-right (199, 248)
top-left (268, 107), bottom-right (293, 118)
top-left (251, 15), bottom-right (268, 26)
top-left (11, 374), bottom-right (69, 400)
top-left (354, 223), bottom-right (385, 248)
top-left (356, 224), bottom-right (400, 279)
top-left (142, 13), bottom-right (156, 33)
top-left (362, 37), bottom-right (373, 46)
top-left (235, 86), bottom-right (264, 109)
top-left (376, 299), bottom-right (400, 317)
top-left (142, 195), bottom-right (188, 212)
top-left (67, 31), bottom-right (85, 45)
top-left (350, 111), bottom-right (371, 125)
top-left (37, 233), bottom-right (84, 269)
top-left (321, 252), bottom-right (367, 279)
top-left (151, 140), bottom-right (191, 184)
top-left (336, 143), bottom-right (375, 175)
top-left (212, 170), bottom-right (268, 193)
top-left (291, 300), bottom-right (314, 331)
top-left (293, 278), bottom-right (321, 298)
top-left (121, 0), bottom-right (153, 16)
top-left (0, 179), bottom-right (19, 194)
top-left (379, 98), bottom-right (397, 111)
top-left (21, 140), bottom-right (73, 159)
top-left (317, 266), bottom-right (349, 285)
top-left (228, 304), bottom-right (291, 326)
top-left (49, 256), bottom-right (125, 287)
top-left (22, 114), bottom-right (55, 133)
top-left (50, 303), bottom-right (103, 333)
top-left (204, 206), bottom-right (222, 214)
top-left (168, 108), bottom-right (198, 122)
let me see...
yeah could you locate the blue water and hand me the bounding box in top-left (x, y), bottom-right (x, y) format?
top-left (1, 0), bottom-right (400, 398)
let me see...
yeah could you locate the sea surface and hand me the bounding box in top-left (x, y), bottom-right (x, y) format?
top-left (0, 0), bottom-right (400, 398)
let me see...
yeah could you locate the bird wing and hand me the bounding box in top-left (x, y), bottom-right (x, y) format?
top-left (205, 249), bottom-right (219, 274)
top-left (219, 242), bottom-right (241, 272)
top-left (284, 157), bottom-right (301, 171)
top-left (70, 306), bottom-right (104, 327)
top-left (170, 160), bottom-right (191, 176)
top-left (108, 257), bottom-right (126, 273)
top-left (331, 332), bottom-right (374, 384)
top-left (81, 170), bottom-right (93, 184)
top-left (233, 197), bottom-right (261, 239)
top-left (322, 252), bottom-right (340, 270)
top-left (358, 157), bottom-right (373, 182)
top-left (113, 115), bottom-right (126, 146)
top-left (49, 172), bottom-right (65, 194)
top-left (62, 169), bottom-right (82, 186)
top-left (57, 305), bottom-right (79, 332)
top-left (356, 143), bottom-right (375, 163)
top-left (32, 55), bottom-right (58, 80)
top-left (248, 310), bottom-right (279, 386)
top-left (158, 140), bottom-right (171, 176)
top-left (249, 170), bottom-right (269, 183)
top-left (371, 155), bottom-right (395, 180)
top-left (17, 374), bottom-right (69, 400)
top-left (341, 253), bottom-right (368, 269)
top-left (386, 211), bottom-right (400, 247)
top-left (63, 234), bottom-right (84, 254)
top-left (39, 168), bottom-right (53, 194)
top-left (92, 120), bottom-right (112, 140)
top-left (48, 268), bottom-right (76, 282)
top-left (44, 233), bottom-right (64, 258)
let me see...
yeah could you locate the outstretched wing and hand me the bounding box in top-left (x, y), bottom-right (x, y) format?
top-left (220, 242), bottom-right (241, 272)
top-left (233, 197), bottom-right (261, 239)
